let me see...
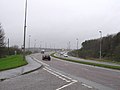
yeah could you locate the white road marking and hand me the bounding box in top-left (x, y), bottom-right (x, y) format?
top-left (82, 68), bottom-right (89, 71)
top-left (32, 57), bottom-right (50, 66)
top-left (56, 81), bottom-right (76, 90)
top-left (32, 56), bottom-right (93, 90)
top-left (43, 68), bottom-right (70, 82)
top-left (43, 67), bottom-right (78, 90)
top-left (72, 79), bottom-right (78, 82)
top-left (45, 67), bottom-right (73, 80)
top-left (82, 83), bottom-right (93, 89)
top-left (44, 67), bottom-right (93, 90)
top-left (31, 56), bottom-right (76, 82)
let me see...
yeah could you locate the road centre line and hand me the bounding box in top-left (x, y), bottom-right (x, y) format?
top-left (32, 56), bottom-right (93, 89)
top-left (43, 68), bottom-right (70, 82)
top-left (32, 56), bottom-right (76, 81)
top-left (32, 57), bottom-right (50, 66)
top-left (32, 56), bottom-right (80, 89)
top-left (56, 81), bottom-right (76, 90)
top-left (31, 56), bottom-right (74, 82)
top-left (82, 83), bottom-right (93, 89)
top-left (43, 67), bottom-right (77, 90)
top-left (45, 67), bottom-right (73, 80)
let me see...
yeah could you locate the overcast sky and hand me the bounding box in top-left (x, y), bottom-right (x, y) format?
top-left (0, 0), bottom-right (120, 49)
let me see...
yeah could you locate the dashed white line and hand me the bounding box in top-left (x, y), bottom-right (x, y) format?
top-left (82, 83), bottom-right (93, 89)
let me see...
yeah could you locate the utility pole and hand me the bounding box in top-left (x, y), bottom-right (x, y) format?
top-left (8, 38), bottom-right (9, 55)
top-left (45, 42), bottom-right (47, 50)
top-left (34, 39), bottom-right (36, 52)
top-left (68, 41), bottom-right (70, 50)
top-left (28, 35), bottom-right (31, 50)
top-left (76, 38), bottom-right (78, 50)
top-left (54, 44), bottom-right (56, 52)
top-left (39, 41), bottom-right (42, 51)
top-left (23, 0), bottom-right (27, 60)
top-left (99, 31), bottom-right (102, 60)
top-left (76, 38), bottom-right (79, 57)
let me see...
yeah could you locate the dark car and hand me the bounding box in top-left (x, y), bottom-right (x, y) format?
top-left (42, 54), bottom-right (51, 61)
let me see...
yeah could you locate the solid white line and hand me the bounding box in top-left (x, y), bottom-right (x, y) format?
top-left (43, 67), bottom-right (78, 90)
top-left (56, 81), bottom-right (76, 90)
top-left (32, 56), bottom-right (77, 83)
top-left (72, 79), bottom-right (78, 82)
top-left (43, 68), bottom-right (70, 82)
top-left (82, 83), bottom-right (93, 89)
top-left (45, 67), bottom-right (73, 80)
top-left (32, 57), bottom-right (50, 66)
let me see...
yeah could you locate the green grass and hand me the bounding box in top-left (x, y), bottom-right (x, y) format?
top-left (82, 57), bottom-right (120, 65)
top-left (51, 53), bottom-right (120, 70)
top-left (0, 55), bottom-right (28, 71)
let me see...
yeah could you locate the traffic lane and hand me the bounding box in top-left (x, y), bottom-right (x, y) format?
top-left (0, 69), bottom-right (67, 90)
top-left (43, 67), bottom-right (96, 90)
top-left (0, 65), bottom-right (95, 90)
top-left (33, 53), bottom-right (120, 90)
top-left (31, 54), bottom-right (97, 90)
top-left (49, 58), bottom-right (120, 90)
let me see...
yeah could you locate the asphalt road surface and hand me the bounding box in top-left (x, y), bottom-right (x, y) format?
top-left (0, 53), bottom-right (120, 90)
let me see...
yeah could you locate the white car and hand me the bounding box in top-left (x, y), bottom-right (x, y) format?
top-left (60, 52), bottom-right (64, 55)
top-left (41, 49), bottom-right (45, 54)
top-left (63, 54), bottom-right (68, 57)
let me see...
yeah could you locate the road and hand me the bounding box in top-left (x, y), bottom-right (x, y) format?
top-left (56, 53), bottom-right (120, 66)
top-left (0, 53), bottom-right (120, 90)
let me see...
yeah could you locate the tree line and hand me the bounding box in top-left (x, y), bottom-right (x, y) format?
top-left (68, 32), bottom-right (120, 62)
top-left (0, 23), bottom-right (23, 58)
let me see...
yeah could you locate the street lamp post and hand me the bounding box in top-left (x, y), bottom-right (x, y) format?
top-left (69, 41), bottom-right (70, 50)
top-left (28, 35), bottom-right (31, 50)
top-left (45, 42), bottom-right (47, 50)
top-left (8, 38), bottom-right (9, 55)
top-left (76, 38), bottom-right (79, 57)
top-left (54, 44), bottom-right (56, 52)
top-left (99, 31), bottom-right (102, 60)
top-left (34, 39), bottom-right (36, 52)
top-left (76, 38), bottom-right (78, 50)
top-left (39, 41), bottom-right (43, 51)
top-left (23, 0), bottom-right (27, 60)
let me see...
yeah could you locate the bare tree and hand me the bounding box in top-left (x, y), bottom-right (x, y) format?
top-left (0, 23), bottom-right (6, 57)
top-left (0, 23), bottom-right (5, 47)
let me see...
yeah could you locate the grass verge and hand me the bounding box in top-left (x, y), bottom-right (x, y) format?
top-left (81, 57), bottom-right (120, 65)
top-left (0, 55), bottom-right (28, 71)
top-left (51, 53), bottom-right (120, 70)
